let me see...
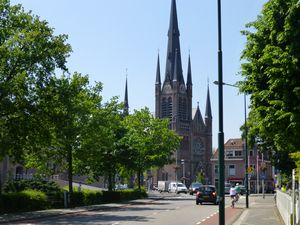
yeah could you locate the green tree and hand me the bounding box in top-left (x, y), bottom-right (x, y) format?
top-left (0, 0), bottom-right (71, 161)
top-left (196, 171), bottom-right (205, 184)
top-left (25, 73), bottom-right (101, 201)
top-left (240, 0), bottom-right (300, 174)
top-left (121, 108), bottom-right (181, 190)
top-left (74, 96), bottom-right (124, 191)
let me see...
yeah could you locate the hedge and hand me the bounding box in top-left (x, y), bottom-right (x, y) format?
top-left (0, 189), bottom-right (49, 213)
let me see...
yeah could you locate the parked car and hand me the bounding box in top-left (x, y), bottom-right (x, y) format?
top-left (189, 182), bottom-right (202, 195)
top-left (196, 185), bottom-right (219, 205)
top-left (168, 182), bottom-right (188, 194)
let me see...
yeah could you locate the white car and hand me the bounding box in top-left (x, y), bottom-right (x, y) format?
top-left (168, 182), bottom-right (188, 194)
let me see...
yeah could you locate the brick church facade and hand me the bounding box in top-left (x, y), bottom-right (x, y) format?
top-left (154, 0), bottom-right (213, 186)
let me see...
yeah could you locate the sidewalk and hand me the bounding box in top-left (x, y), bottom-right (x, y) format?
top-left (232, 195), bottom-right (285, 225)
top-left (197, 194), bottom-right (285, 225)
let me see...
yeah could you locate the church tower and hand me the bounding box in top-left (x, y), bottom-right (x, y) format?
top-left (155, 0), bottom-right (212, 185)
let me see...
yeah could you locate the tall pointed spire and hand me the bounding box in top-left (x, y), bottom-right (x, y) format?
top-left (123, 72), bottom-right (129, 116)
top-left (155, 53), bottom-right (161, 84)
top-left (173, 49), bottom-right (179, 82)
top-left (164, 0), bottom-right (184, 84)
top-left (205, 85), bottom-right (212, 118)
top-left (187, 54), bottom-right (192, 85)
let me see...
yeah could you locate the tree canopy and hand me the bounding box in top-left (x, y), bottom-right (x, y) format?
top-left (240, 0), bottom-right (300, 174)
top-left (0, 0), bottom-right (71, 161)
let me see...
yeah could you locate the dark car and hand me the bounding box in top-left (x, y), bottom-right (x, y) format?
top-left (189, 182), bottom-right (202, 195)
top-left (196, 185), bottom-right (219, 205)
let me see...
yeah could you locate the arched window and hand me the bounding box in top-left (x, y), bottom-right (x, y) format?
top-left (179, 97), bottom-right (187, 120)
top-left (162, 97), bottom-right (167, 118)
top-left (167, 97), bottom-right (173, 119)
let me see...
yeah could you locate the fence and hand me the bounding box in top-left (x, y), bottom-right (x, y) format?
top-left (276, 190), bottom-right (299, 225)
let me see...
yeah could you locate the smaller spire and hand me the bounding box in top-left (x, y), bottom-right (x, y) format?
top-left (155, 52), bottom-right (161, 84)
top-left (205, 85), bottom-right (212, 118)
top-left (124, 72), bottom-right (129, 116)
top-left (187, 54), bottom-right (192, 85)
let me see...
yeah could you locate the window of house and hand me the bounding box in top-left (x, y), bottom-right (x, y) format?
top-left (226, 151), bottom-right (233, 157)
top-left (214, 165), bottom-right (219, 175)
top-left (229, 165), bottom-right (236, 176)
top-left (235, 150), bottom-right (242, 157)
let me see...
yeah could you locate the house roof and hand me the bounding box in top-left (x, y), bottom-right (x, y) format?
top-left (211, 138), bottom-right (243, 160)
top-left (224, 138), bottom-right (243, 149)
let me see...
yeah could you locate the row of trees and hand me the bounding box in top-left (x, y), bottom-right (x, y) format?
top-left (0, 0), bottom-right (181, 198)
top-left (240, 0), bottom-right (300, 175)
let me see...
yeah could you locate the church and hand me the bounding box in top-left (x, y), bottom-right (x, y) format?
top-left (154, 0), bottom-right (213, 186)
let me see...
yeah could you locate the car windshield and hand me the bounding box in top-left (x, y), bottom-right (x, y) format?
top-left (192, 183), bottom-right (201, 188)
top-left (200, 186), bottom-right (215, 192)
top-left (177, 183), bottom-right (185, 187)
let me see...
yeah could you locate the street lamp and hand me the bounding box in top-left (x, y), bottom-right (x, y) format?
top-left (181, 159), bottom-right (185, 185)
top-left (217, 0), bottom-right (225, 224)
top-left (213, 81), bottom-right (249, 208)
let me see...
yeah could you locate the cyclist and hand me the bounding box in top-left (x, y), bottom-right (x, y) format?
top-left (229, 184), bottom-right (237, 208)
top-left (235, 183), bottom-right (241, 202)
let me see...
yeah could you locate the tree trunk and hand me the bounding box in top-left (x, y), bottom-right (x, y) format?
top-left (137, 170), bottom-right (141, 190)
top-left (67, 145), bottom-right (73, 206)
top-left (108, 171), bottom-right (113, 191)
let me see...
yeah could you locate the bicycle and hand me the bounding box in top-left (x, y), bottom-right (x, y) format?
top-left (231, 194), bottom-right (239, 208)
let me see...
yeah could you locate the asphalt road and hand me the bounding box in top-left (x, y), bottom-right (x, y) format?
top-left (10, 193), bottom-right (244, 225)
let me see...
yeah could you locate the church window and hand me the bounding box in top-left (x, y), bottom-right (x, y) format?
top-left (162, 98), bottom-right (167, 118)
top-left (167, 97), bottom-right (173, 119)
top-left (179, 97), bottom-right (187, 120)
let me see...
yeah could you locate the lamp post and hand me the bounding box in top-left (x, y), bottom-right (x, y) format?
top-left (181, 159), bottom-right (185, 185)
top-left (217, 0), bottom-right (225, 224)
top-left (213, 81), bottom-right (249, 208)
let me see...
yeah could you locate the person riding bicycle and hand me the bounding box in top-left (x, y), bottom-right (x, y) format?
top-left (235, 183), bottom-right (241, 201)
top-left (229, 184), bottom-right (237, 208)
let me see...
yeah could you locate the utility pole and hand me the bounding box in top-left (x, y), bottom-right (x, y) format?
top-left (217, 0), bottom-right (225, 224)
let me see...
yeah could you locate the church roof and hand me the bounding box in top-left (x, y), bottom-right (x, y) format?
top-left (193, 104), bottom-right (205, 126)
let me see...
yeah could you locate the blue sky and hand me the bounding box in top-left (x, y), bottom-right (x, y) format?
top-left (11, 0), bottom-right (267, 149)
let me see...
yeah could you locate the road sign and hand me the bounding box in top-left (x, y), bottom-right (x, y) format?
top-left (247, 166), bottom-right (254, 173)
top-left (260, 172), bottom-right (266, 180)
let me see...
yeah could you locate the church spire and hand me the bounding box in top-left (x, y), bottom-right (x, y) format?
top-left (123, 73), bottom-right (129, 116)
top-left (187, 54), bottom-right (192, 85)
top-left (155, 53), bottom-right (161, 84)
top-left (205, 84), bottom-right (212, 119)
top-left (164, 0), bottom-right (184, 85)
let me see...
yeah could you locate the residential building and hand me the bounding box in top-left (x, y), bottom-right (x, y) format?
top-left (211, 138), bottom-right (274, 193)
